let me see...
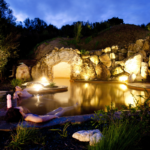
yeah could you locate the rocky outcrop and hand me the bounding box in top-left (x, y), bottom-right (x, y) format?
top-left (31, 61), bottom-right (48, 80)
top-left (96, 64), bottom-right (111, 80)
top-left (15, 35), bottom-right (150, 81)
top-left (124, 53), bottom-right (143, 75)
top-left (16, 64), bottom-right (31, 80)
top-left (99, 54), bottom-right (111, 68)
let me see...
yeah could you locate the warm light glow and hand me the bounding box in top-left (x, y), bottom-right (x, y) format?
top-left (84, 75), bottom-right (89, 80)
top-left (41, 77), bottom-right (47, 82)
top-left (131, 74), bottom-right (136, 81)
top-left (119, 84), bottom-right (127, 91)
top-left (76, 70), bottom-right (80, 74)
top-left (90, 56), bottom-right (99, 65)
top-left (32, 84), bottom-right (43, 91)
top-left (39, 76), bottom-right (50, 86)
top-left (84, 83), bottom-right (89, 88)
top-left (90, 96), bottom-right (99, 106)
top-left (119, 75), bottom-right (128, 82)
top-left (110, 53), bottom-right (115, 59)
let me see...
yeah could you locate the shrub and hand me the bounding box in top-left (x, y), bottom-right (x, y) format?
top-left (89, 120), bottom-right (141, 150)
top-left (7, 124), bottom-right (45, 149)
top-left (49, 82), bottom-right (56, 87)
top-left (11, 78), bottom-right (23, 89)
top-left (80, 49), bottom-right (90, 55)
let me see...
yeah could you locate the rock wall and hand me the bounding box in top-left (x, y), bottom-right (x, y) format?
top-left (16, 36), bottom-right (150, 81)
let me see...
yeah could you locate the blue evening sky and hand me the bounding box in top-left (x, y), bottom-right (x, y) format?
top-left (6, 0), bottom-right (150, 28)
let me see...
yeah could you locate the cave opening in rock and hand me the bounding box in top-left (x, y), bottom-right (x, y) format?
top-left (53, 62), bottom-right (71, 79)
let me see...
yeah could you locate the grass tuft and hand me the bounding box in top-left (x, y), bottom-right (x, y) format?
top-left (7, 124), bottom-right (45, 150)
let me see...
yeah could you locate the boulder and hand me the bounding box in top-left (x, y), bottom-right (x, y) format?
top-left (99, 54), bottom-right (111, 68)
top-left (16, 64), bottom-right (31, 80)
top-left (111, 45), bottom-right (118, 53)
top-left (141, 62), bottom-right (148, 79)
top-left (96, 64), bottom-right (111, 80)
top-left (127, 51), bottom-right (135, 57)
top-left (136, 39), bottom-right (144, 49)
top-left (112, 66), bottom-right (124, 76)
top-left (124, 53), bottom-right (143, 75)
top-left (95, 64), bottom-right (102, 78)
top-left (102, 47), bottom-right (111, 53)
top-left (110, 53), bottom-right (115, 59)
top-left (94, 50), bottom-right (102, 56)
top-left (118, 53), bottom-right (125, 61)
top-left (90, 55), bottom-right (99, 65)
top-left (31, 61), bottom-right (48, 80)
top-left (72, 129), bottom-right (103, 146)
top-left (82, 55), bottom-right (90, 59)
top-left (80, 64), bottom-right (96, 80)
top-left (139, 50), bottom-right (146, 58)
top-left (143, 40), bottom-right (149, 51)
top-left (128, 73), bottom-right (136, 83)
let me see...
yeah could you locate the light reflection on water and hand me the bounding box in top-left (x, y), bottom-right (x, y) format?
top-left (18, 79), bottom-right (146, 116)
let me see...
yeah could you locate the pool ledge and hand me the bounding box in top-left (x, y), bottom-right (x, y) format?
top-left (71, 80), bottom-right (150, 91)
top-left (0, 114), bottom-right (95, 131)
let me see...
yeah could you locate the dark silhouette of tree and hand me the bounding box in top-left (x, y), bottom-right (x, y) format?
top-left (0, 0), bottom-right (19, 78)
top-left (107, 17), bottom-right (124, 26)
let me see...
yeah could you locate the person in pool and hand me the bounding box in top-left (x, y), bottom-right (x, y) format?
top-left (13, 86), bottom-right (33, 99)
top-left (5, 103), bottom-right (78, 123)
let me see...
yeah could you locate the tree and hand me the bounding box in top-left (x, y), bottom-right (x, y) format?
top-left (74, 22), bottom-right (82, 42)
top-left (107, 17), bottom-right (124, 26)
top-left (0, 0), bottom-right (19, 78)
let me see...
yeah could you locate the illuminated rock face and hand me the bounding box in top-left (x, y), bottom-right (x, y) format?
top-left (141, 62), bottom-right (148, 79)
top-left (32, 48), bottom-right (83, 80)
top-left (99, 54), bottom-right (111, 68)
top-left (29, 36), bottom-right (150, 81)
top-left (112, 66), bottom-right (124, 76)
top-left (90, 55), bottom-right (99, 65)
top-left (124, 54), bottom-right (143, 75)
top-left (16, 64), bottom-right (30, 80)
top-left (31, 61), bottom-right (48, 80)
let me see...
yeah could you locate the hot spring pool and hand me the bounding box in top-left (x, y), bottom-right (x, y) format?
top-left (12, 79), bottom-right (145, 116)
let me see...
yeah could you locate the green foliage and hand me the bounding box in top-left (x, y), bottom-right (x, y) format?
top-left (146, 23), bottom-right (150, 31)
top-left (80, 49), bottom-right (90, 55)
top-left (49, 82), bottom-right (56, 87)
top-left (90, 89), bottom-right (150, 149)
top-left (74, 22), bottom-right (82, 42)
top-left (34, 40), bottom-right (50, 50)
top-left (91, 102), bottom-right (118, 129)
top-left (95, 41), bottom-right (99, 49)
top-left (7, 124), bottom-right (45, 150)
top-left (89, 120), bottom-right (141, 150)
top-left (50, 122), bottom-right (70, 138)
top-left (84, 36), bottom-right (92, 44)
top-left (11, 78), bottom-right (23, 88)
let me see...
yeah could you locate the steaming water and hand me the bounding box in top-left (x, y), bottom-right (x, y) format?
top-left (14, 79), bottom-right (145, 116)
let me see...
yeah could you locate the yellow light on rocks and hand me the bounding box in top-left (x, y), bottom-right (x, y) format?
top-left (110, 53), bottom-right (115, 59)
top-left (41, 77), bottom-right (47, 82)
top-left (84, 75), bottom-right (89, 80)
top-left (119, 84), bottom-right (127, 91)
top-left (76, 70), bottom-right (80, 74)
top-left (39, 76), bottom-right (49, 86)
top-left (119, 75), bottom-right (128, 82)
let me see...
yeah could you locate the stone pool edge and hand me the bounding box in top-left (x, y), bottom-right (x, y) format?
top-left (0, 114), bottom-right (95, 131)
